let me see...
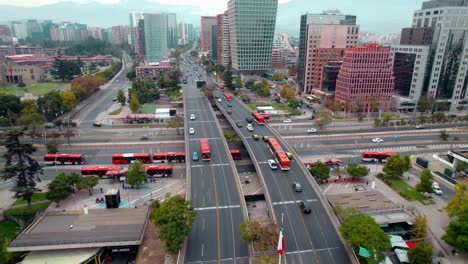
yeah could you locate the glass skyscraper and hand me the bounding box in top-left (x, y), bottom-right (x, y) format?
top-left (228, 0), bottom-right (278, 73)
top-left (144, 13), bottom-right (168, 62)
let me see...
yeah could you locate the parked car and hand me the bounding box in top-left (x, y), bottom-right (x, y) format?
top-left (268, 159), bottom-right (278, 170)
top-left (433, 184), bottom-right (443, 195)
top-left (283, 119), bottom-right (292, 123)
top-left (189, 127), bottom-right (195, 135)
top-left (372, 138), bottom-right (384, 143)
top-left (307, 128), bottom-right (317, 133)
top-left (299, 201), bottom-right (312, 214)
top-left (190, 114), bottom-right (195, 120)
top-left (292, 182), bottom-right (302, 192)
top-left (192, 152), bottom-right (199, 161)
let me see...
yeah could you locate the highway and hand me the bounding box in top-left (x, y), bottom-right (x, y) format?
top-left (215, 91), bottom-right (351, 263)
top-left (183, 59), bottom-right (249, 263)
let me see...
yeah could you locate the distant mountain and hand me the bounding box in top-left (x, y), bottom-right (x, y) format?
top-left (0, 0), bottom-right (422, 36)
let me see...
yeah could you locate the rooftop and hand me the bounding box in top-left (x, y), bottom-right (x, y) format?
top-left (8, 207), bottom-right (149, 252)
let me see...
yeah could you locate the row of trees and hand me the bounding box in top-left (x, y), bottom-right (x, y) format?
top-left (47, 172), bottom-right (98, 206)
top-left (309, 162), bottom-right (370, 181)
top-left (443, 181), bottom-right (468, 251)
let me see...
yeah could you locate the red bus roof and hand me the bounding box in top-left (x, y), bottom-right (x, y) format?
top-left (44, 153), bottom-right (83, 158)
top-left (200, 138), bottom-right (210, 153)
top-left (362, 151), bottom-right (397, 156)
top-left (230, 150), bottom-right (240, 154)
top-left (152, 152), bottom-right (185, 156)
top-left (145, 165), bottom-right (172, 170)
top-left (275, 151), bottom-right (291, 166)
top-left (267, 138), bottom-right (282, 151)
top-left (82, 166), bottom-right (121, 171)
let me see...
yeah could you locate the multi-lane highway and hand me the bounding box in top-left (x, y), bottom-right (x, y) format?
top-left (215, 91), bottom-right (351, 263)
top-left (182, 59), bottom-right (249, 263)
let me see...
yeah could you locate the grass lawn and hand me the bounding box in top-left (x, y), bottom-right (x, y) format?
top-left (247, 104), bottom-right (257, 110)
top-left (109, 108), bottom-right (123, 115)
top-left (13, 192), bottom-right (48, 206)
top-left (28, 82), bottom-right (68, 87)
top-left (141, 104), bottom-right (158, 114)
top-left (0, 220), bottom-right (20, 240)
top-left (1, 88), bottom-right (56, 94)
top-left (271, 103), bottom-right (290, 111)
top-left (168, 90), bottom-right (182, 100)
top-left (384, 177), bottom-right (434, 205)
top-left (6, 202), bottom-right (51, 223)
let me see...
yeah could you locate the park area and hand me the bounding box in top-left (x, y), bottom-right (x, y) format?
top-left (1, 82), bottom-right (69, 94)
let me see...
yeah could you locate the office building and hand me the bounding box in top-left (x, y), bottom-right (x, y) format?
top-left (187, 23), bottom-right (196, 42)
top-left (228, 0), bottom-right (278, 73)
top-left (144, 13), bottom-right (168, 62)
top-left (217, 11), bottom-right (230, 66)
top-left (178, 21), bottom-right (188, 45)
top-left (0, 25), bottom-right (13, 43)
top-left (211, 25), bottom-right (218, 61)
top-left (407, 0), bottom-right (468, 110)
top-left (298, 10), bottom-right (357, 93)
top-left (129, 12), bottom-right (145, 51)
top-left (400, 27), bottom-right (434, 45)
top-left (200, 16), bottom-right (217, 53)
top-left (335, 44), bottom-right (395, 112)
top-left (166, 14), bottom-right (178, 49)
top-left (25, 19), bottom-right (42, 39)
top-left (12, 21), bottom-right (28, 40)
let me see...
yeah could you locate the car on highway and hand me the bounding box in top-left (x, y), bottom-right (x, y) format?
top-left (262, 136), bottom-right (269, 142)
top-left (415, 125), bottom-right (426, 129)
top-left (448, 114), bottom-right (457, 118)
top-left (267, 159), bottom-right (278, 170)
top-left (139, 135), bottom-right (149, 140)
top-left (246, 124), bottom-right (254, 132)
top-left (226, 110), bottom-right (232, 114)
top-left (299, 201), bottom-right (312, 214)
top-left (218, 98), bottom-right (222, 103)
top-left (307, 115), bottom-right (315, 120)
top-left (252, 134), bottom-right (259, 141)
top-left (189, 127), bottom-right (195, 135)
top-left (372, 138), bottom-right (384, 143)
top-left (192, 151), bottom-right (199, 161)
top-left (190, 114), bottom-right (195, 120)
top-left (236, 122), bottom-right (243, 128)
top-left (227, 103), bottom-right (232, 107)
top-left (283, 119), bottom-right (292, 123)
top-left (307, 128), bottom-right (317, 133)
top-left (245, 117), bottom-right (253, 123)
top-left (112, 97), bottom-right (117, 101)
top-left (93, 122), bottom-right (102, 127)
top-left (292, 182), bottom-right (302, 192)
top-left (285, 152), bottom-right (293, 160)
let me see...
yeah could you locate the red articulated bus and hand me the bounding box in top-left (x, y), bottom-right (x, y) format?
top-left (267, 138), bottom-right (282, 155)
top-left (81, 166), bottom-right (126, 178)
top-left (111, 153), bottom-right (152, 164)
top-left (275, 150), bottom-right (291, 171)
top-left (43, 153), bottom-right (85, 165)
top-left (230, 150), bottom-right (242, 160)
top-left (152, 152), bottom-right (186, 163)
top-left (145, 165), bottom-right (173, 177)
top-left (361, 151), bottom-right (397, 163)
top-left (200, 138), bottom-right (211, 161)
top-left (224, 92), bottom-right (232, 101)
top-left (219, 85), bottom-right (224, 91)
top-left (251, 111), bottom-right (265, 125)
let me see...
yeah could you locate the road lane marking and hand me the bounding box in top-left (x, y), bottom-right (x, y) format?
top-left (189, 137), bottom-right (220, 141)
top-left (194, 205), bottom-right (241, 211)
top-left (285, 247), bottom-right (340, 255)
top-left (190, 121), bottom-right (218, 123)
top-left (191, 163), bottom-right (230, 168)
top-left (272, 199), bottom-right (318, 205)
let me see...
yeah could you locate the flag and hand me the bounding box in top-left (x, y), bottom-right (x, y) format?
top-left (277, 226), bottom-right (284, 256)
top-left (358, 246), bottom-right (371, 258)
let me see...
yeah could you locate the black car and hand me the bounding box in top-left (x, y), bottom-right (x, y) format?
top-left (299, 201), bottom-right (312, 214)
top-left (245, 117), bottom-right (253, 123)
top-left (236, 122), bottom-right (243, 128)
top-left (93, 122), bottom-right (102, 127)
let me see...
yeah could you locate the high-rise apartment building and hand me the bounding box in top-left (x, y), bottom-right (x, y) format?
top-left (335, 44), bottom-right (395, 112)
top-left (144, 13), bottom-right (168, 62)
top-left (11, 21), bottom-right (28, 40)
top-left (166, 13), bottom-right (178, 49)
top-left (178, 21), bottom-right (188, 45)
top-left (298, 11), bottom-right (357, 93)
top-left (0, 25), bottom-right (13, 43)
top-left (111, 25), bottom-right (130, 45)
top-left (407, 0), bottom-right (468, 110)
top-left (217, 11), bottom-right (230, 66)
top-left (187, 23), bottom-right (195, 42)
top-left (200, 16), bottom-right (217, 54)
top-left (129, 12), bottom-right (145, 51)
top-left (228, 0), bottom-right (278, 73)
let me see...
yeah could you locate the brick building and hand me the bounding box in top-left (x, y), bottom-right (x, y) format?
top-left (136, 65), bottom-right (172, 80)
top-left (200, 16), bottom-right (217, 53)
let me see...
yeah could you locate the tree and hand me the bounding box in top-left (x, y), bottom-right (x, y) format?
top-left (456, 161), bottom-right (468, 176)
top-left (245, 79), bottom-right (255, 89)
top-left (258, 80), bottom-right (271, 96)
top-left (408, 242), bottom-right (432, 264)
top-left (2, 129), bottom-right (42, 207)
top-left (50, 58), bottom-right (81, 82)
top-left (309, 161), bottom-right (330, 181)
top-left (382, 112), bottom-right (393, 126)
top-left (46, 139), bottom-right (61, 153)
top-left (20, 99), bottom-right (39, 114)
top-left (76, 175), bottom-right (98, 195)
top-left (240, 220), bottom-right (261, 243)
top-left (272, 72), bottom-right (285, 81)
top-left (234, 78), bottom-right (243, 89)
top-left (37, 90), bottom-right (64, 121)
top-left (60, 90), bottom-right (77, 111)
top-left (445, 181), bottom-right (468, 217)
top-left (129, 93), bottom-right (140, 113)
top-left (338, 208), bottom-right (391, 263)
top-left (415, 169), bottom-right (434, 193)
top-left (126, 160), bottom-right (146, 188)
top-left (346, 163), bottom-right (369, 178)
top-left (443, 210), bottom-right (468, 251)
top-left (280, 84), bottom-right (295, 101)
top-left (288, 99), bottom-right (300, 109)
top-left (223, 130), bottom-right (241, 144)
top-left (315, 111), bottom-right (329, 130)
top-left (150, 195), bottom-right (197, 253)
top-left (417, 96), bottom-right (435, 113)
top-left (366, 95), bottom-right (380, 114)
top-left (126, 68), bottom-right (136, 81)
top-left (16, 113), bottom-right (45, 127)
top-left (440, 129), bottom-right (450, 141)
top-left (223, 64), bottom-right (234, 90)
top-left (383, 155), bottom-right (411, 178)
top-left (239, 218), bottom-right (279, 251)
top-left (166, 115), bottom-right (184, 135)
top-left (47, 172), bottom-right (73, 207)
top-left (117, 89), bottom-right (126, 105)
top-left (0, 94), bottom-right (22, 121)
top-left (412, 214), bottom-right (428, 239)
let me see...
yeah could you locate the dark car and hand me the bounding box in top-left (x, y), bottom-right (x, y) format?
top-left (226, 110), bottom-right (232, 114)
top-left (448, 114), bottom-right (457, 118)
top-left (227, 103), bottom-right (232, 107)
top-left (245, 117), bottom-right (253, 123)
top-left (236, 122), bottom-right (243, 128)
top-left (299, 201), bottom-right (312, 214)
top-left (93, 122), bottom-right (102, 127)
top-left (140, 136), bottom-right (149, 140)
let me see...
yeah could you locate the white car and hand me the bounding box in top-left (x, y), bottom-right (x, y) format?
top-left (246, 124), bottom-right (254, 132)
top-left (307, 128), bottom-right (317, 133)
top-left (433, 183), bottom-right (443, 195)
top-left (372, 138), bottom-right (384, 143)
top-left (283, 119), bottom-right (292, 123)
top-left (268, 159), bottom-right (278, 170)
top-left (189, 127), bottom-right (195, 135)
top-left (190, 114), bottom-right (195, 120)
top-left (217, 98), bottom-right (222, 103)
top-left (415, 125), bottom-right (426, 129)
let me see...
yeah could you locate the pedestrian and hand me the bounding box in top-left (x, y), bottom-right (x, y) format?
top-left (366, 181), bottom-right (368, 185)
top-left (100, 187), bottom-right (103, 193)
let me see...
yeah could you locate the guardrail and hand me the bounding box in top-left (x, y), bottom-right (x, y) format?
top-left (232, 95), bottom-right (359, 264)
top-left (214, 101), bottom-right (277, 222)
